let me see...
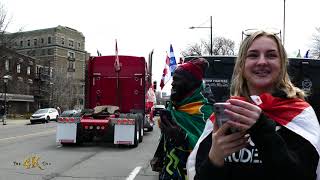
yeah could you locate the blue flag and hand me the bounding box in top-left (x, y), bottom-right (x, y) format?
top-left (169, 44), bottom-right (177, 76)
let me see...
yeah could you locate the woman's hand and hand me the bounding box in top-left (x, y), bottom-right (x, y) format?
top-left (224, 99), bottom-right (262, 131)
top-left (209, 121), bottom-right (249, 166)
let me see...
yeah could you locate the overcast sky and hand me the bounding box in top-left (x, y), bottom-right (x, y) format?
top-left (2, 0), bottom-right (320, 93)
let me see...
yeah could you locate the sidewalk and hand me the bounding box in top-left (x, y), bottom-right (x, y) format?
top-left (0, 118), bottom-right (30, 125)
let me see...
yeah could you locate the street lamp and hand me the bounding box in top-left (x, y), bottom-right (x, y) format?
top-left (2, 75), bottom-right (12, 125)
top-left (49, 82), bottom-right (54, 107)
top-left (190, 16), bottom-right (213, 55)
top-left (189, 16), bottom-right (213, 55)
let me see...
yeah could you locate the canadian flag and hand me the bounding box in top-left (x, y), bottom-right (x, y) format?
top-left (160, 52), bottom-right (170, 90)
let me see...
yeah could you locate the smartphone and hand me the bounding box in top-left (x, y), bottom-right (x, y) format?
top-left (214, 102), bottom-right (238, 133)
top-left (214, 102), bottom-right (231, 128)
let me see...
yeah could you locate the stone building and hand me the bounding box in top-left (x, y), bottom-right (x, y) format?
top-left (7, 26), bottom-right (90, 110)
top-left (0, 46), bottom-right (41, 115)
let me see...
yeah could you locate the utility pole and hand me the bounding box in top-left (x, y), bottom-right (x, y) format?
top-left (189, 16), bottom-right (213, 55)
top-left (210, 16), bottom-right (213, 56)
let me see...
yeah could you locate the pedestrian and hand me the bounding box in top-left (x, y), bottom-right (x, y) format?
top-left (187, 30), bottom-right (320, 180)
top-left (151, 57), bottom-right (214, 180)
top-left (56, 106), bottom-right (61, 115)
top-left (0, 105), bottom-right (4, 117)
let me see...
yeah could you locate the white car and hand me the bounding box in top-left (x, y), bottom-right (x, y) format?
top-left (30, 108), bottom-right (59, 124)
top-left (152, 105), bottom-right (166, 116)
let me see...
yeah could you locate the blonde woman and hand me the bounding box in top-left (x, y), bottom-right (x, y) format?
top-left (187, 31), bottom-right (320, 180)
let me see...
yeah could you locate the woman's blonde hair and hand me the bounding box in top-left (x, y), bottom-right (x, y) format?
top-left (230, 30), bottom-right (305, 100)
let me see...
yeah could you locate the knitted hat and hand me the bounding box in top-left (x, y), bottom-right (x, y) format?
top-left (175, 57), bottom-right (209, 81)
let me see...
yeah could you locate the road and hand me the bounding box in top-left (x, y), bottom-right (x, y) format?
top-left (0, 120), bottom-right (161, 180)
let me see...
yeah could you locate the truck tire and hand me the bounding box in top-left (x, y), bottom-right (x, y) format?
top-left (132, 116), bottom-right (139, 147)
top-left (75, 123), bottom-right (83, 145)
top-left (137, 113), bottom-right (144, 143)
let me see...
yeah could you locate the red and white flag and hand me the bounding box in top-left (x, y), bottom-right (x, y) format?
top-left (187, 93), bottom-right (320, 180)
top-left (160, 52), bottom-right (171, 90)
top-left (114, 39), bottom-right (121, 72)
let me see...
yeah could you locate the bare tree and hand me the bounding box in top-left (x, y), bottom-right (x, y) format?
top-left (0, 3), bottom-right (11, 46)
top-left (51, 71), bottom-right (79, 111)
top-left (180, 42), bottom-right (204, 56)
top-left (181, 36), bottom-right (235, 57)
top-left (212, 37), bottom-right (235, 55)
top-left (0, 3), bottom-right (22, 48)
top-left (311, 27), bottom-right (320, 59)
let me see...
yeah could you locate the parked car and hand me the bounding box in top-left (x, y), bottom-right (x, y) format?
top-left (59, 110), bottom-right (81, 118)
top-left (152, 105), bottom-right (166, 116)
top-left (30, 108), bottom-right (59, 124)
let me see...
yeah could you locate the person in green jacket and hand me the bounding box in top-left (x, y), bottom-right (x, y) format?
top-left (157, 57), bottom-right (214, 180)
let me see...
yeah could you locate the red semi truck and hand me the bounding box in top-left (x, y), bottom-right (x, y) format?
top-left (56, 55), bottom-right (155, 147)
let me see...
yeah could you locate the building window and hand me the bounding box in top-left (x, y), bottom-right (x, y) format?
top-left (48, 48), bottom-right (53, 55)
top-left (17, 64), bottom-right (21, 73)
top-left (27, 66), bottom-right (31, 75)
top-left (68, 51), bottom-right (75, 58)
top-left (48, 37), bottom-right (51, 44)
top-left (68, 60), bottom-right (75, 70)
top-left (41, 38), bottom-right (44, 44)
top-left (61, 38), bottom-right (65, 45)
top-left (20, 40), bottom-right (23, 47)
top-left (34, 39), bottom-right (37, 46)
top-left (41, 49), bottom-right (46, 55)
top-left (5, 60), bottom-right (9, 71)
top-left (78, 42), bottom-right (81, 49)
top-left (69, 40), bottom-right (74, 47)
top-left (27, 40), bottom-right (30, 46)
top-left (28, 79), bottom-right (33, 84)
top-left (36, 65), bottom-right (42, 75)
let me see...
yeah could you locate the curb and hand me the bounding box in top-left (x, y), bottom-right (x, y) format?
top-left (1, 119), bottom-right (30, 125)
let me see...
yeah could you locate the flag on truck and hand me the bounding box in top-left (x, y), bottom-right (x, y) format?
top-left (114, 39), bottom-right (121, 72)
top-left (160, 52), bottom-right (171, 90)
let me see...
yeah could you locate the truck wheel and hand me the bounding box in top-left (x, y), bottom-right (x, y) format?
top-left (132, 119), bottom-right (139, 147)
top-left (75, 123), bottom-right (83, 145)
top-left (138, 114), bottom-right (143, 143)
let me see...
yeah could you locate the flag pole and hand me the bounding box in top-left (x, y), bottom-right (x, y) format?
top-left (115, 39), bottom-right (121, 110)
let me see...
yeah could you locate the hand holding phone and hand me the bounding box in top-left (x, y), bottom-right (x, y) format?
top-left (214, 102), bottom-right (238, 133)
